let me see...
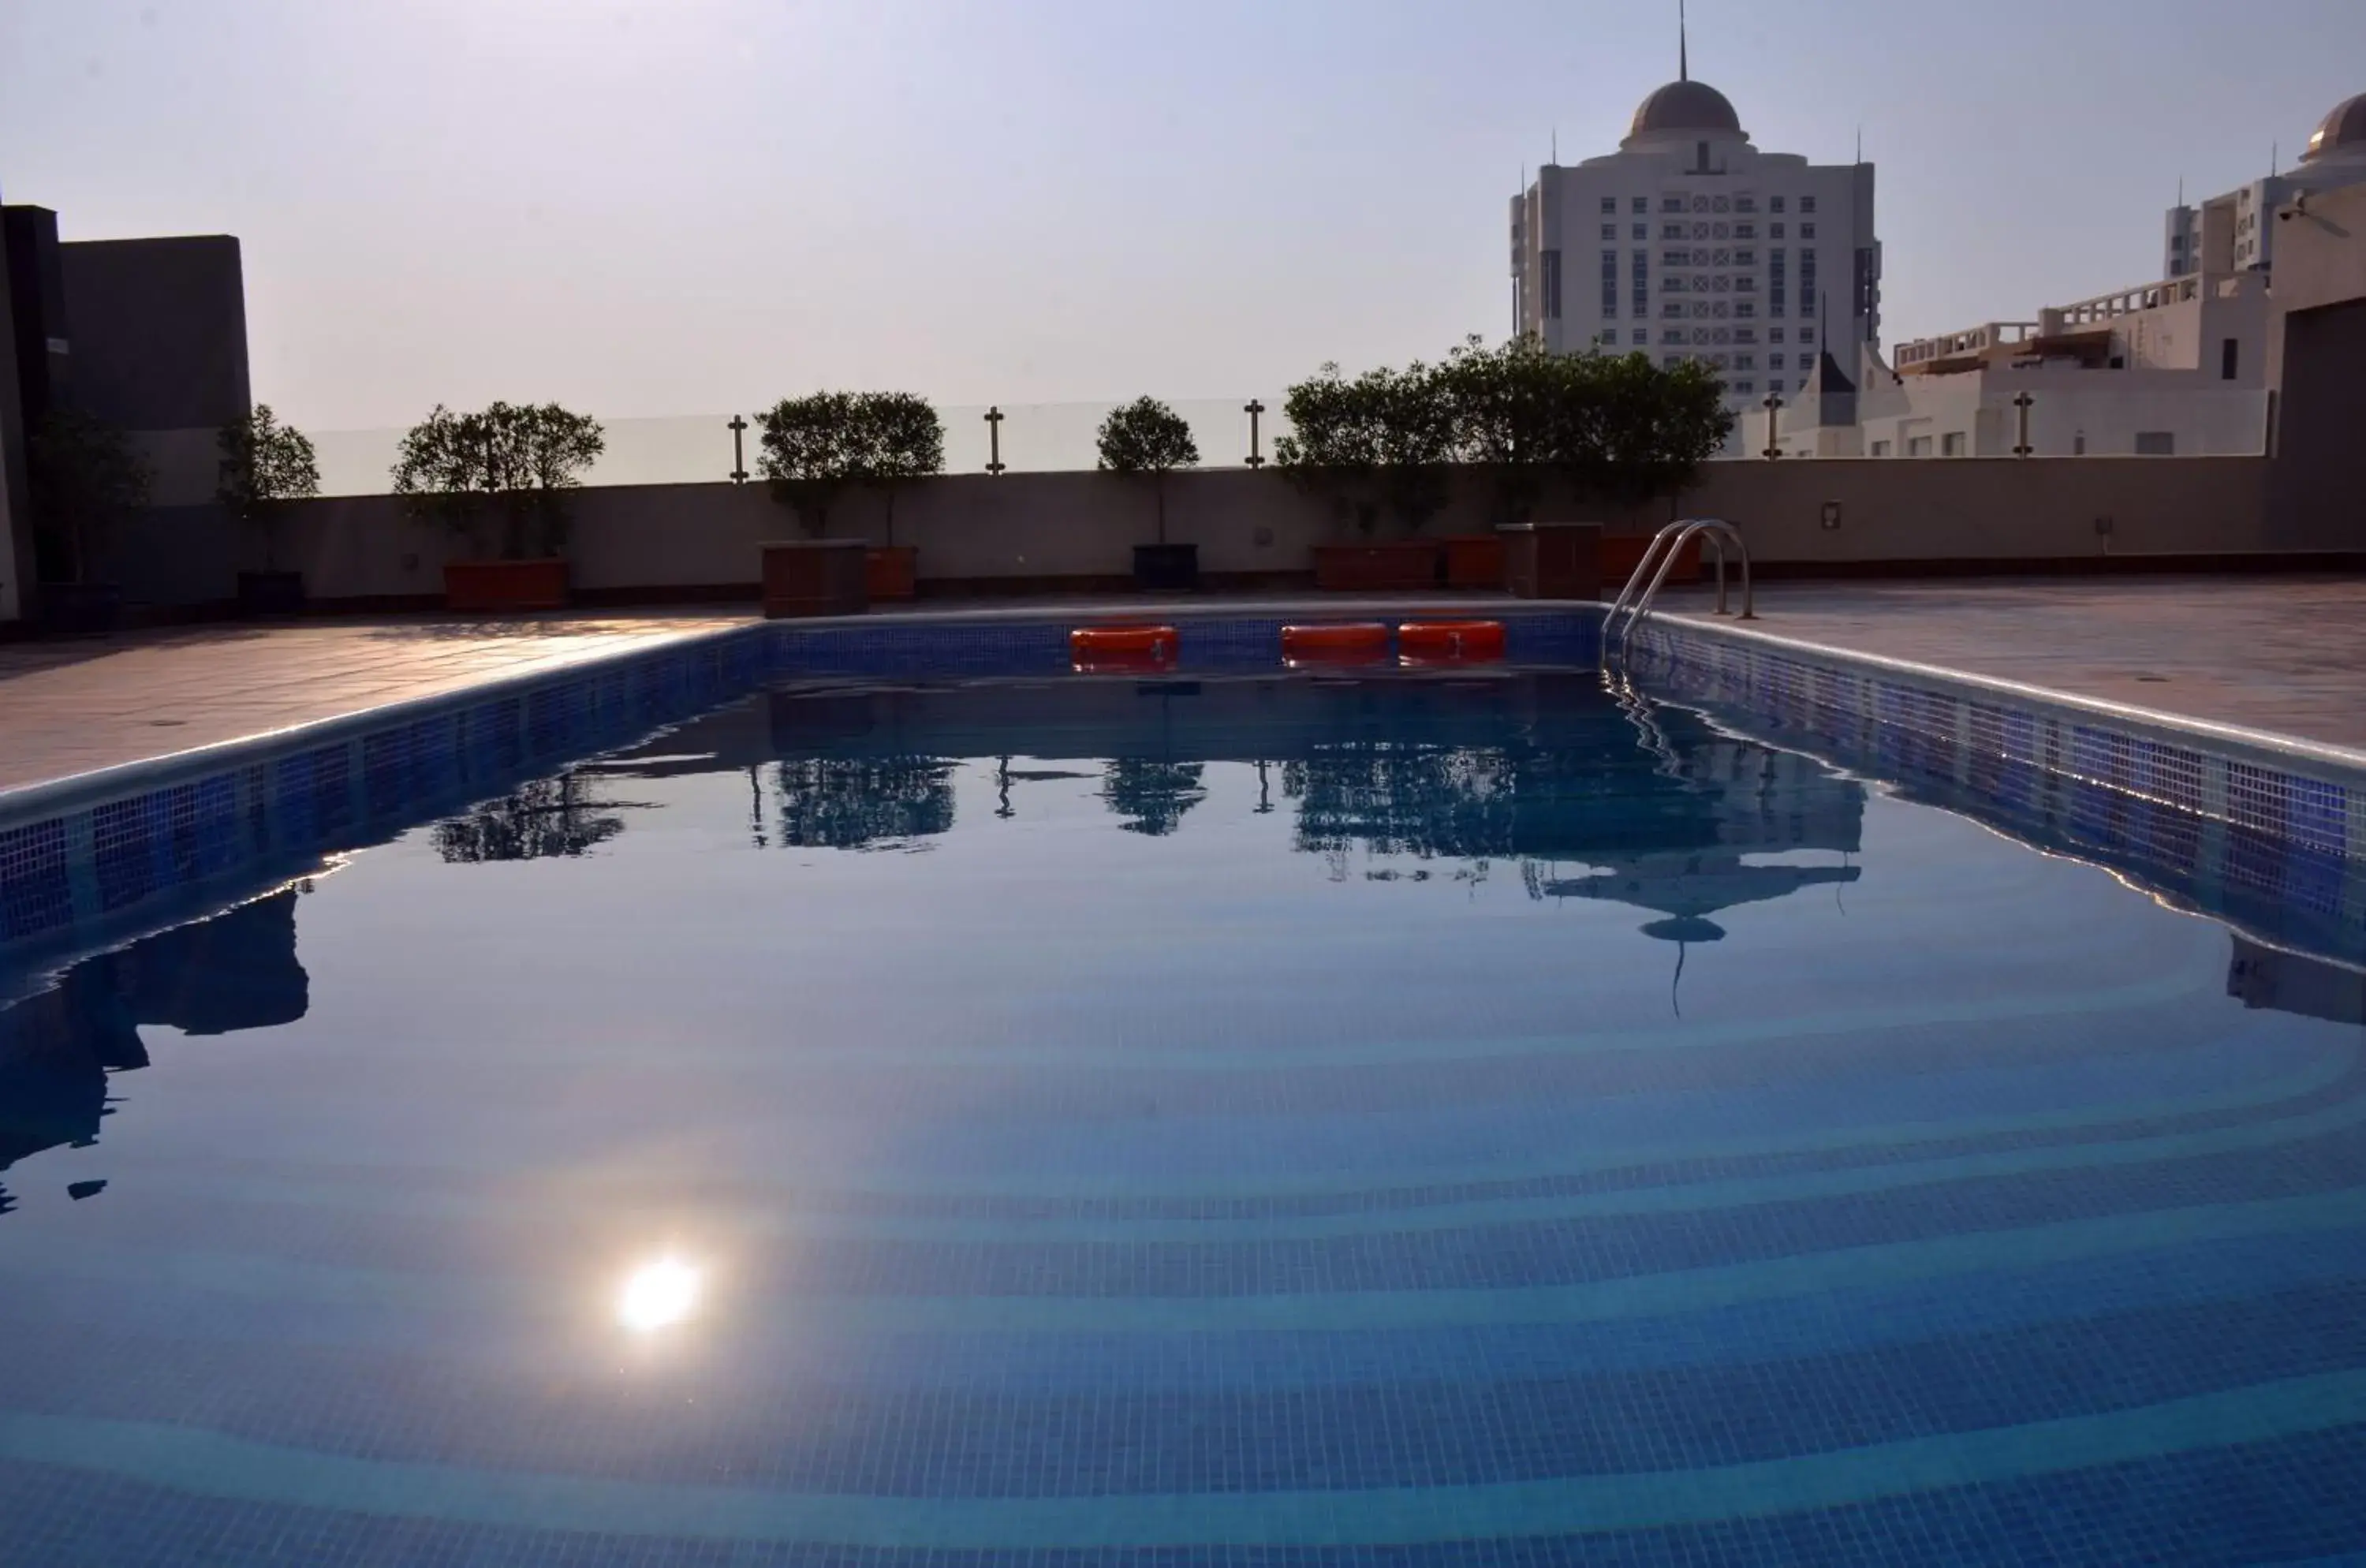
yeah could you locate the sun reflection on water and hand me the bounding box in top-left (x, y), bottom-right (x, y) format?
top-left (616, 1256), bottom-right (702, 1332)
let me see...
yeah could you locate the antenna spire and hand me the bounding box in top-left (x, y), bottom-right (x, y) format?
top-left (1679, 0), bottom-right (1689, 80)
top-left (1856, 125), bottom-right (1863, 163)
top-left (1551, 126), bottom-right (1558, 164)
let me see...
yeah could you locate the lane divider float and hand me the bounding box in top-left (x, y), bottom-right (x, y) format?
top-left (1070, 625), bottom-right (1178, 672)
top-left (1397, 620), bottom-right (1506, 664)
top-left (1279, 622), bottom-right (1392, 666)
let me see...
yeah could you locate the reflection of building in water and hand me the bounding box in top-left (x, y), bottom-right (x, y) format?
top-left (2227, 936), bottom-right (2366, 1028)
top-left (0, 890), bottom-right (307, 1212)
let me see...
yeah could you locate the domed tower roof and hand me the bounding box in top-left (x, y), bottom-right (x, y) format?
top-left (2303, 92), bottom-right (2366, 162)
top-left (1628, 79), bottom-right (1745, 140)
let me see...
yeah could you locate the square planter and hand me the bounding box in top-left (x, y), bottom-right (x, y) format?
top-left (866, 546), bottom-right (919, 602)
top-left (1442, 535), bottom-right (1506, 590)
top-left (37, 581), bottom-right (123, 636)
top-left (236, 569), bottom-right (308, 617)
top-left (1500, 524), bottom-right (1603, 600)
top-left (445, 558), bottom-right (569, 614)
top-left (1312, 541), bottom-right (1443, 592)
top-left (763, 539), bottom-right (869, 618)
top-left (1132, 543), bottom-right (1200, 592)
top-left (1600, 532), bottom-right (1702, 589)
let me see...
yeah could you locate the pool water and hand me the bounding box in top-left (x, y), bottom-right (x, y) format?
top-left (4, 667), bottom-right (2365, 1565)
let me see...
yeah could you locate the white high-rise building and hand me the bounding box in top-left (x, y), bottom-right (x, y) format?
top-left (1509, 57), bottom-right (1879, 424)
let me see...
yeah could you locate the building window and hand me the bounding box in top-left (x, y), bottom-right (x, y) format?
top-left (1600, 196), bottom-right (1618, 214)
top-left (1770, 196), bottom-right (1786, 212)
top-left (1541, 248), bottom-right (1562, 319)
top-left (1633, 251), bottom-right (1648, 316)
top-left (1771, 222), bottom-right (1786, 241)
top-left (1632, 328), bottom-right (1648, 345)
top-left (1735, 301), bottom-right (1756, 318)
top-left (1734, 379), bottom-right (1756, 394)
top-left (1663, 222), bottom-right (1687, 240)
top-left (1712, 195), bottom-right (1730, 212)
top-left (1692, 222), bottom-right (1711, 241)
top-left (1735, 195), bottom-right (1757, 212)
top-left (1663, 196), bottom-right (1687, 212)
top-left (1942, 431), bottom-right (1967, 457)
top-left (1767, 353), bottom-right (1785, 371)
top-left (2135, 431), bottom-right (2176, 455)
top-left (1770, 250), bottom-right (1787, 317)
top-left (1663, 303), bottom-right (1685, 318)
top-left (1769, 327), bottom-right (1786, 343)
top-left (1633, 222), bottom-right (1648, 241)
top-left (1602, 223), bottom-right (1618, 241)
top-left (1662, 329), bottom-right (1684, 344)
top-left (1799, 222), bottom-right (1816, 241)
top-left (1664, 275), bottom-right (1686, 294)
top-left (1693, 301), bottom-right (1713, 318)
top-left (1870, 439), bottom-right (1891, 457)
top-left (1692, 195), bottom-right (1711, 212)
top-left (1908, 435), bottom-right (1934, 457)
top-left (1663, 248), bottom-right (1689, 267)
top-left (1799, 196), bottom-right (1817, 214)
top-left (1711, 248), bottom-right (1733, 266)
top-left (1735, 354), bottom-right (1756, 370)
top-left (1735, 248), bottom-right (1757, 266)
top-left (2221, 338), bottom-right (2240, 379)
top-left (1735, 222), bottom-right (1756, 240)
top-left (1601, 249), bottom-right (1619, 317)
top-left (1801, 248), bottom-right (1818, 315)
top-left (1734, 276), bottom-right (1757, 293)
top-left (1734, 327), bottom-right (1757, 343)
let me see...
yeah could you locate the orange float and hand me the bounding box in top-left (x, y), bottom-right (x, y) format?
top-left (1280, 622), bottom-right (1392, 665)
top-left (1070, 624), bottom-right (1177, 672)
top-left (1397, 619), bottom-right (1506, 663)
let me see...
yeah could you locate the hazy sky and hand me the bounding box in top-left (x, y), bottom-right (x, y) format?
top-left (5, 0), bottom-right (2363, 431)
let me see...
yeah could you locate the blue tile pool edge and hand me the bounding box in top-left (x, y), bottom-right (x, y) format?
top-left (7, 599), bottom-right (2366, 976)
top-left (1629, 614), bottom-right (2366, 867)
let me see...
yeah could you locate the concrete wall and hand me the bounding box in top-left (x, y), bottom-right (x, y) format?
top-left (2266, 181), bottom-right (2366, 549)
top-left (100, 454), bottom-right (2319, 610)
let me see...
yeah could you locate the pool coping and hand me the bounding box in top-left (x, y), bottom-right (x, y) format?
top-left (7, 595), bottom-right (2366, 971)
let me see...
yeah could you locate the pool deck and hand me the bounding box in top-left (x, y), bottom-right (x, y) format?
top-left (1, 576), bottom-right (2362, 796)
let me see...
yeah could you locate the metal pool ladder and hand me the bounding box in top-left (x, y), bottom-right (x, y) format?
top-left (1602, 518), bottom-right (1756, 662)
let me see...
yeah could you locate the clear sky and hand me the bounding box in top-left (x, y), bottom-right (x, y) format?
top-left (4, 0), bottom-right (2363, 431)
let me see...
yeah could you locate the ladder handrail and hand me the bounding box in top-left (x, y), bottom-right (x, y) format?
top-left (1603, 518), bottom-right (1755, 661)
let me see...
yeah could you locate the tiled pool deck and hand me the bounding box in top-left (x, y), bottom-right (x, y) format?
top-left (2, 577), bottom-right (2363, 797)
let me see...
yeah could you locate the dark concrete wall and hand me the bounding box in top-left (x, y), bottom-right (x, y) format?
top-left (58, 235), bottom-right (250, 431)
top-left (2267, 297), bottom-right (2366, 549)
top-left (0, 196), bottom-right (35, 618)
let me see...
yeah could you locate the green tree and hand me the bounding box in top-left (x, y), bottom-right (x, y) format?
top-left (1095, 396), bottom-right (1200, 544)
top-left (755, 392), bottom-right (864, 539)
top-left (1274, 361), bottom-right (1385, 536)
top-left (1439, 334), bottom-right (1562, 527)
top-left (28, 410), bottom-right (152, 584)
top-left (216, 404), bottom-right (321, 570)
top-left (852, 392), bottom-right (945, 548)
top-left (1366, 358), bottom-right (1456, 532)
top-left (390, 401), bottom-right (605, 559)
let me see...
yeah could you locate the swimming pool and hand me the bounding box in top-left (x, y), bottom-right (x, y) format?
top-left (5, 618), bottom-right (2366, 1565)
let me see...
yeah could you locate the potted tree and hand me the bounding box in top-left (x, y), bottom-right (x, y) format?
top-left (853, 391), bottom-right (943, 601)
top-left (1096, 396), bottom-right (1201, 591)
top-left (393, 401), bottom-right (604, 613)
top-left (1283, 360), bottom-right (1450, 592)
top-left (28, 409), bottom-right (152, 634)
top-left (216, 403), bottom-right (321, 615)
top-left (1437, 334), bottom-right (1563, 588)
top-left (756, 392), bottom-right (868, 616)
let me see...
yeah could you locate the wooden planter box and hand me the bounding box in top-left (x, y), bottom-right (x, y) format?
top-left (1442, 535), bottom-right (1506, 590)
top-left (1501, 524), bottom-right (1603, 600)
top-left (1601, 532), bottom-right (1703, 589)
top-left (445, 558), bottom-right (569, 614)
top-left (866, 546), bottom-right (918, 602)
top-left (763, 539), bottom-right (869, 618)
top-left (1312, 541), bottom-right (1442, 592)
